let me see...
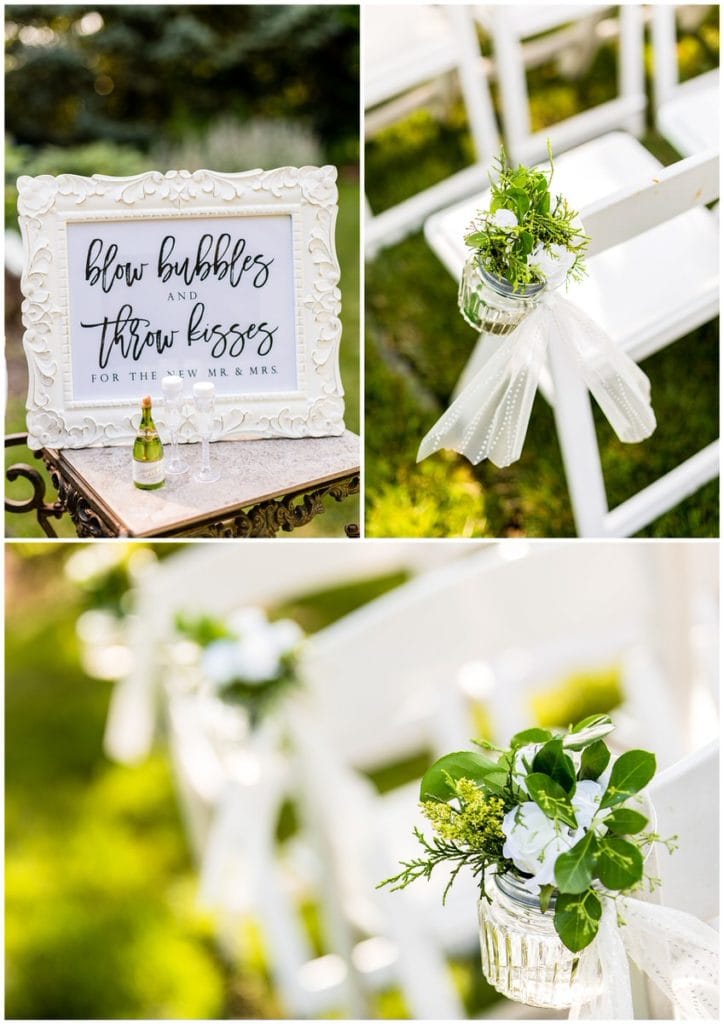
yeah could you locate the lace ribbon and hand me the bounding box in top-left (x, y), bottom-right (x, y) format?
top-left (417, 293), bottom-right (657, 469)
top-left (569, 895), bottom-right (719, 1020)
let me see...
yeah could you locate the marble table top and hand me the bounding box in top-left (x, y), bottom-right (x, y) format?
top-left (54, 430), bottom-right (360, 536)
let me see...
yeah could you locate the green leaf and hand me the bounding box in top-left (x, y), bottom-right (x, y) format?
top-left (532, 739), bottom-right (576, 794)
top-left (508, 187), bottom-right (530, 218)
top-left (539, 884), bottom-right (555, 915)
top-left (419, 751), bottom-right (504, 801)
top-left (563, 714), bottom-right (615, 750)
top-left (554, 890), bottom-right (602, 952)
top-left (603, 808), bottom-right (648, 835)
top-left (525, 773), bottom-right (578, 828)
top-left (579, 740), bottom-right (611, 781)
top-left (510, 727), bottom-right (552, 748)
top-left (554, 831), bottom-right (598, 894)
top-left (536, 191), bottom-right (551, 215)
top-left (601, 750), bottom-right (656, 809)
top-left (516, 230), bottom-right (534, 257)
top-left (595, 837), bottom-right (644, 890)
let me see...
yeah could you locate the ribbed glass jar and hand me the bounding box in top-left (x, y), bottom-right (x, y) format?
top-left (458, 257), bottom-right (543, 335)
top-left (478, 870), bottom-right (599, 1009)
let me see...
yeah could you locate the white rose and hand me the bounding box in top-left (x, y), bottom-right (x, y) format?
top-left (202, 639), bottom-right (243, 687)
top-left (232, 631), bottom-right (284, 683)
top-left (227, 607), bottom-right (269, 636)
top-left (527, 242), bottom-right (575, 287)
top-left (572, 779), bottom-right (605, 831)
top-left (270, 618), bottom-right (304, 656)
top-left (490, 208), bottom-right (518, 229)
top-left (597, 760), bottom-right (613, 792)
top-left (511, 743), bottom-right (544, 787)
top-left (503, 802), bottom-right (584, 893)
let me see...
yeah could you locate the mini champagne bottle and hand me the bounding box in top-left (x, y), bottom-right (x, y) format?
top-left (133, 395), bottom-right (165, 490)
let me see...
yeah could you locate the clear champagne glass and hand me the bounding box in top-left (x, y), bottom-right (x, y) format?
top-left (161, 375), bottom-right (190, 476)
top-left (193, 382), bottom-right (221, 483)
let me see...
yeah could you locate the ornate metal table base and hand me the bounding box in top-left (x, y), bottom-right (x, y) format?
top-left (6, 434), bottom-right (360, 538)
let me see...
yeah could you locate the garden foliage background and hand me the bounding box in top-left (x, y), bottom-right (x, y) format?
top-left (5, 4), bottom-right (360, 537)
top-left (365, 8), bottom-right (719, 538)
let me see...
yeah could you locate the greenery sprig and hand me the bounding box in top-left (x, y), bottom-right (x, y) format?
top-left (379, 714), bottom-right (673, 953)
top-left (464, 144), bottom-right (589, 293)
top-left (174, 608), bottom-right (303, 726)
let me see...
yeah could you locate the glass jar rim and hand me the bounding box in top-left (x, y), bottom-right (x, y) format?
top-left (472, 259), bottom-right (546, 298)
top-left (494, 869), bottom-right (551, 908)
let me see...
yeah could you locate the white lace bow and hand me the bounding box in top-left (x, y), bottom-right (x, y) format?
top-left (417, 292), bottom-right (657, 468)
top-left (569, 893), bottom-right (719, 1019)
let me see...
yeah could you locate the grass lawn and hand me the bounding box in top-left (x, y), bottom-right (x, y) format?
top-left (364, 16), bottom-right (719, 538)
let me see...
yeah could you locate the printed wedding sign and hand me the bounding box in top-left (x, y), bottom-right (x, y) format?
top-left (17, 167), bottom-right (345, 450)
top-left (66, 214), bottom-right (298, 402)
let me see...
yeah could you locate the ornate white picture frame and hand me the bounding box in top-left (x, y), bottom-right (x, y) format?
top-left (17, 166), bottom-right (345, 450)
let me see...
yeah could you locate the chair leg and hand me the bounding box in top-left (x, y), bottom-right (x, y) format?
top-left (547, 339), bottom-right (609, 538)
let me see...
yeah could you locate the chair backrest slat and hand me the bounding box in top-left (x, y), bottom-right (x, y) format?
top-left (582, 149), bottom-right (719, 257)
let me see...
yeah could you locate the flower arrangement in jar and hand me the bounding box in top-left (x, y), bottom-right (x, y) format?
top-left (379, 714), bottom-right (674, 1009)
top-left (173, 606), bottom-right (305, 729)
top-left (458, 145), bottom-right (589, 336)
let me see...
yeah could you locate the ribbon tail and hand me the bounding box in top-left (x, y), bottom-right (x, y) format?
top-left (616, 896), bottom-right (720, 1019)
top-left (417, 309), bottom-right (550, 468)
top-left (569, 899), bottom-right (633, 1020)
top-left (553, 296), bottom-right (657, 443)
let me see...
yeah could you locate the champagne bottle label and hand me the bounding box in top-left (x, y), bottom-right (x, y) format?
top-left (133, 457), bottom-right (165, 486)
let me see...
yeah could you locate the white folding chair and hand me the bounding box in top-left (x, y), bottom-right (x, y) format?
top-left (477, 4), bottom-right (647, 164)
top-left (648, 740), bottom-right (719, 923)
top-left (425, 141), bottom-right (719, 536)
top-left (302, 542), bottom-right (714, 768)
top-left (364, 4), bottom-right (498, 257)
top-left (652, 3), bottom-right (720, 158)
top-left (104, 540), bottom-right (481, 764)
top-left (640, 740), bottom-right (719, 1018)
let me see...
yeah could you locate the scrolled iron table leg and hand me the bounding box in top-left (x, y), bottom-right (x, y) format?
top-left (5, 433), bottom-right (64, 537)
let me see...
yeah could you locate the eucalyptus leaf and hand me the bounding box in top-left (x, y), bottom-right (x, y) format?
top-left (554, 890), bottom-right (602, 952)
top-left (563, 714), bottom-right (615, 750)
top-left (532, 739), bottom-right (576, 794)
top-left (595, 836), bottom-right (644, 890)
top-left (579, 739), bottom-right (611, 781)
top-left (419, 751), bottom-right (504, 802)
top-left (525, 773), bottom-right (578, 828)
top-left (600, 750), bottom-right (656, 809)
top-left (554, 831), bottom-right (598, 894)
top-left (510, 727), bottom-right (552, 748)
top-left (603, 808), bottom-right (648, 835)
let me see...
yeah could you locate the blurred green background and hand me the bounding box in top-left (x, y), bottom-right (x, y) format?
top-left (6, 542), bottom-right (625, 1019)
top-left (5, 4), bottom-right (360, 538)
top-left (365, 7), bottom-right (719, 538)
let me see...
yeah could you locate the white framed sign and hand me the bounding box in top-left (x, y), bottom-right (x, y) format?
top-left (17, 166), bottom-right (345, 450)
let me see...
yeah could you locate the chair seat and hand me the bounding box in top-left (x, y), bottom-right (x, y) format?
top-left (365, 5), bottom-right (460, 108)
top-left (424, 132), bottom-right (719, 399)
top-left (658, 70), bottom-right (720, 158)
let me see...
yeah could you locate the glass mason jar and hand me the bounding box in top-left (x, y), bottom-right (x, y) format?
top-left (458, 256), bottom-right (543, 335)
top-left (478, 870), bottom-right (600, 1009)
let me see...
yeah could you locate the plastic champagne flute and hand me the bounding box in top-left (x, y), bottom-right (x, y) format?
top-left (161, 375), bottom-right (190, 476)
top-left (193, 382), bottom-right (221, 483)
